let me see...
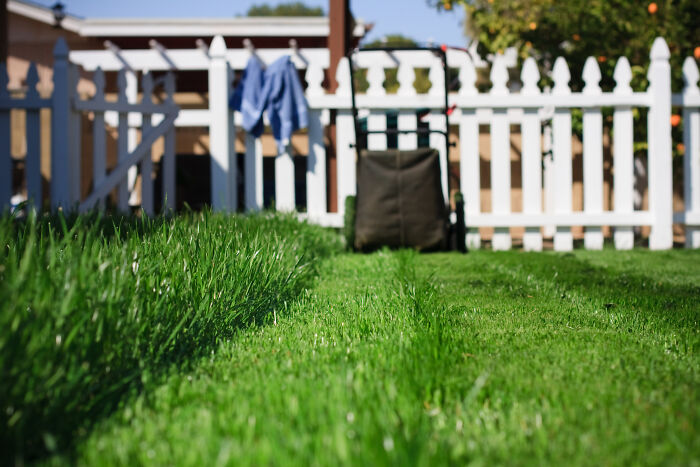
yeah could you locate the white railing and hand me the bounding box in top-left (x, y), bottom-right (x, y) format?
top-left (1, 38), bottom-right (179, 214)
top-left (5, 36), bottom-right (700, 251)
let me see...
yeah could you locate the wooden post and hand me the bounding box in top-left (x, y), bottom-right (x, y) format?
top-left (647, 37), bottom-right (673, 250)
top-left (327, 0), bottom-right (352, 213)
top-left (208, 35), bottom-right (236, 212)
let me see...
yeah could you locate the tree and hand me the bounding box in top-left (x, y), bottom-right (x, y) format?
top-left (247, 2), bottom-right (324, 17)
top-left (432, 0), bottom-right (699, 92)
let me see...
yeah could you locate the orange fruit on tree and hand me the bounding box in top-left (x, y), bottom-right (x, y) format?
top-left (695, 47), bottom-right (700, 59)
top-left (572, 34), bottom-right (581, 41)
top-left (671, 114), bottom-right (681, 127)
top-left (529, 22), bottom-right (537, 30)
top-left (676, 143), bottom-right (685, 154)
top-left (648, 3), bottom-right (658, 14)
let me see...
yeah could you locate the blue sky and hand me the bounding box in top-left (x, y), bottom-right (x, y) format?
top-left (29, 0), bottom-right (468, 46)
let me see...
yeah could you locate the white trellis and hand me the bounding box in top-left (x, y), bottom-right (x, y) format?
top-left (3, 35), bottom-right (699, 251)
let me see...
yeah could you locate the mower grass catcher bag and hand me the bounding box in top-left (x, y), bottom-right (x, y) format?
top-left (354, 147), bottom-right (448, 251)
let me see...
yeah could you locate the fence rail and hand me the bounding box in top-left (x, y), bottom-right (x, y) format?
top-left (2, 36), bottom-right (699, 251)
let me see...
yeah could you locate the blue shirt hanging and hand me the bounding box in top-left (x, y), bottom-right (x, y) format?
top-left (230, 56), bottom-right (309, 152)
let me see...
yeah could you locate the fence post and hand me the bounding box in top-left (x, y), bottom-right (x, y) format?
top-left (208, 35), bottom-right (236, 212)
top-left (335, 57), bottom-right (356, 217)
top-left (51, 38), bottom-right (73, 210)
top-left (682, 57), bottom-right (700, 248)
top-left (0, 63), bottom-right (9, 210)
top-left (489, 54), bottom-right (512, 250)
top-left (647, 37), bottom-right (673, 250)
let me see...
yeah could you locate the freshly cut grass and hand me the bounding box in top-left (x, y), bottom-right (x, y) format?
top-left (0, 211), bottom-right (340, 463)
top-left (73, 249), bottom-right (699, 466)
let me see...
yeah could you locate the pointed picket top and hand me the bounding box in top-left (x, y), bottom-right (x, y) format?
top-left (141, 71), bottom-right (153, 104)
top-left (458, 56), bottom-right (477, 96)
top-left (582, 56), bottom-right (602, 95)
top-left (53, 37), bottom-right (69, 59)
top-left (117, 69), bottom-right (128, 103)
top-left (489, 54), bottom-right (509, 95)
top-left (650, 37), bottom-right (670, 61)
top-left (428, 59), bottom-right (444, 96)
top-left (93, 67), bottom-right (106, 100)
top-left (552, 57), bottom-right (571, 95)
top-left (25, 62), bottom-right (40, 99)
top-left (0, 63), bottom-right (9, 98)
top-left (210, 35), bottom-right (227, 59)
top-left (164, 72), bottom-right (176, 103)
top-left (305, 64), bottom-right (324, 97)
top-left (613, 56), bottom-right (632, 95)
top-left (397, 62), bottom-right (415, 96)
top-left (335, 57), bottom-right (352, 97)
top-left (682, 56), bottom-right (700, 96)
top-left (366, 63), bottom-right (385, 96)
top-left (520, 57), bottom-right (540, 96)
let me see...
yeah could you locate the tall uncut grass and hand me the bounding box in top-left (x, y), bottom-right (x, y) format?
top-left (0, 211), bottom-right (340, 462)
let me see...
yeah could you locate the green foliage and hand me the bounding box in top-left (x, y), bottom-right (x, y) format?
top-left (0, 211), bottom-right (340, 463)
top-left (247, 2), bottom-right (324, 17)
top-left (439, 0), bottom-right (699, 92)
top-left (71, 249), bottom-right (700, 465)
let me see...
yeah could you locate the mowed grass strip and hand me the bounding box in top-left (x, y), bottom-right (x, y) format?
top-left (74, 249), bottom-right (699, 466)
top-left (0, 212), bottom-right (341, 463)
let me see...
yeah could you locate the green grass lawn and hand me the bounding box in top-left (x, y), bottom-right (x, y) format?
top-left (2, 214), bottom-right (698, 465)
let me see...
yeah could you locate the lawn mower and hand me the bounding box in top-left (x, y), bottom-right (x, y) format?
top-left (343, 45), bottom-right (466, 253)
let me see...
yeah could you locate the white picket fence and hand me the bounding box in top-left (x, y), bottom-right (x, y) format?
top-left (0, 38), bottom-right (179, 215)
top-left (3, 36), bottom-right (699, 251)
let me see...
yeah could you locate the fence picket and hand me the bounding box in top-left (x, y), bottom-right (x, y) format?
top-left (0, 64), bottom-right (9, 210)
top-left (69, 64), bottom-right (82, 204)
top-left (25, 63), bottom-right (41, 210)
top-left (458, 56), bottom-right (480, 248)
top-left (613, 57), bottom-right (634, 249)
top-left (116, 70), bottom-right (130, 211)
top-left (92, 67), bottom-right (107, 209)
top-left (428, 59), bottom-right (449, 202)
top-left (552, 57), bottom-right (574, 251)
top-left (489, 55), bottom-right (512, 250)
top-left (209, 35), bottom-right (236, 211)
top-left (307, 109), bottom-right (327, 218)
top-left (647, 38), bottom-right (673, 250)
top-left (582, 57), bottom-right (604, 249)
top-left (244, 133), bottom-right (263, 211)
top-left (51, 38), bottom-right (73, 210)
top-left (140, 72), bottom-right (154, 215)
top-left (520, 58), bottom-right (543, 251)
top-left (162, 72), bottom-right (176, 210)
top-left (275, 144), bottom-right (295, 212)
top-left (681, 57), bottom-right (700, 248)
top-left (397, 62), bottom-right (417, 150)
top-left (335, 57), bottom-right (355, 215)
